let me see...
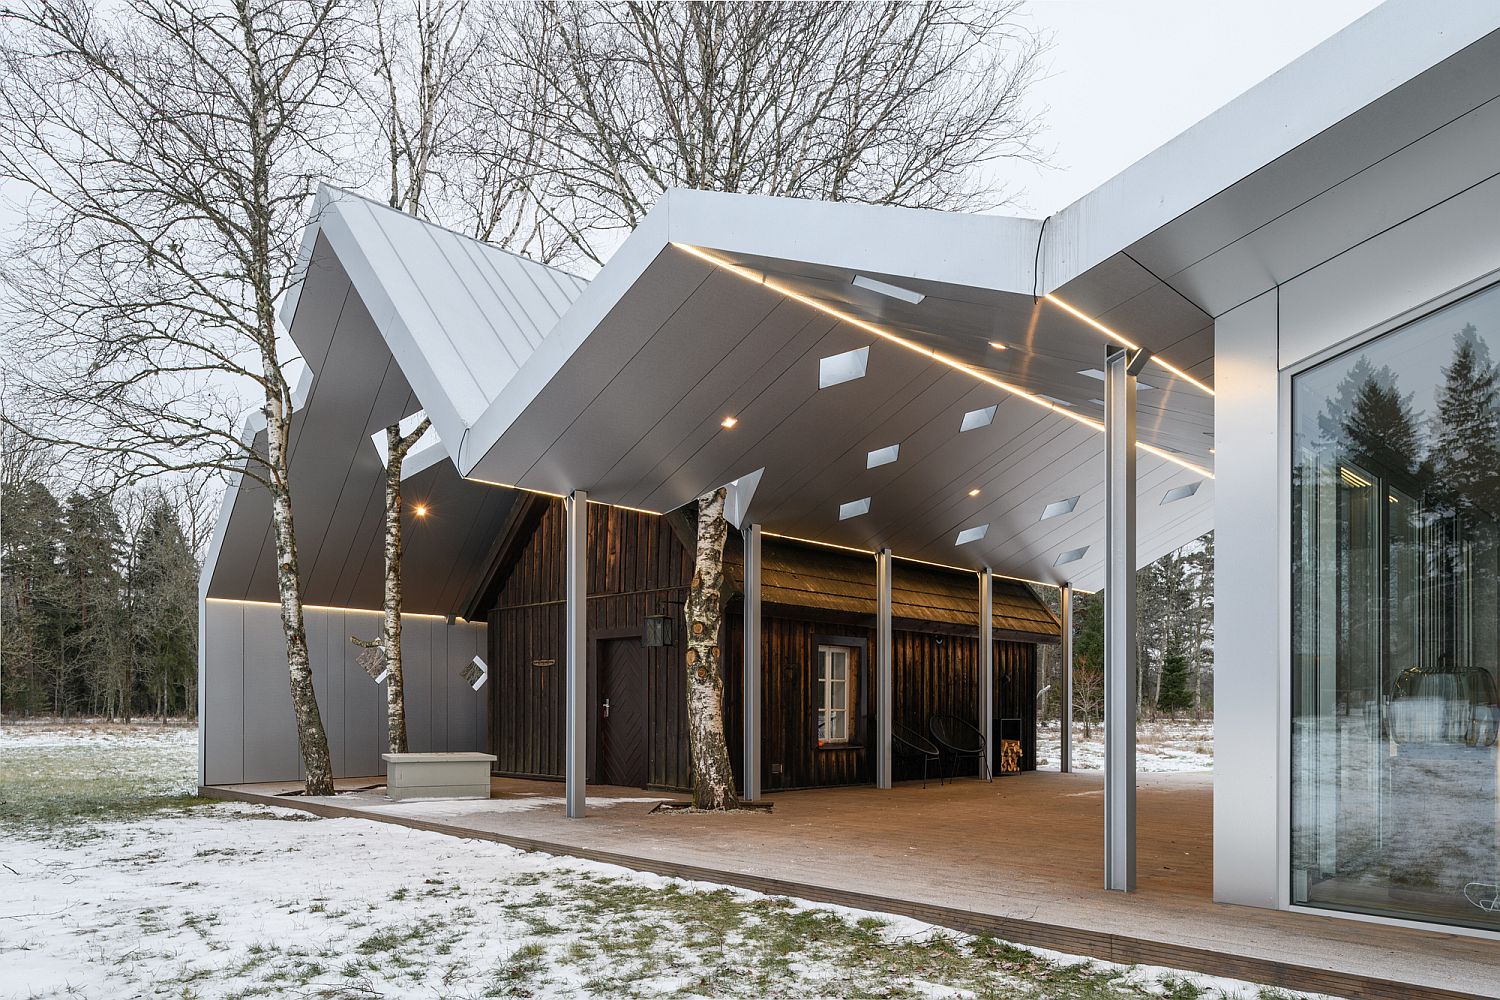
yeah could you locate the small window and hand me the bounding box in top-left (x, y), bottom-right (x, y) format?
top-left (817, 645), bottom-right (853, 745)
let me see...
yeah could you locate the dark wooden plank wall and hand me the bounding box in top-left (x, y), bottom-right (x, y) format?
top-left (488, 501), bottom-right (1038, 792)
top-left (724, 611), bottom-right (1038, 790)
top-left (488, 501), bottom-right (693, 788)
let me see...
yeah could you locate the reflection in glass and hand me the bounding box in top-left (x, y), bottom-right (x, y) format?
top-left (1292, 289), bottom-right (1500, 930)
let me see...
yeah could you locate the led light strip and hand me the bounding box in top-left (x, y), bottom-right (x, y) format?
top-left (673, 243), bottom-right (1214, 480)
top-left (205, 597), bottom-right (467, 622)
top-left (762, 530), bottom-right (1076, 592)
top-left (1043, 293), bottom-right (1216, 396)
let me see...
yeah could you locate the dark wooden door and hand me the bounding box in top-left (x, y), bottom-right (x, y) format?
top-left (599, 638), bottom-right (648, 788)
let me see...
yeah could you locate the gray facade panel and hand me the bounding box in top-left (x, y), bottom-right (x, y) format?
top-left (200, 601), bottom-right (487, 785)
top-left (203, 602), bottom-right (244, 785)
top-left (1213, 290), bottom-right (1283, 909)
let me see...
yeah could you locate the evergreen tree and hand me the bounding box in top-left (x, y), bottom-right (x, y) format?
top-left (1156, 651), bottom-right (1193, 713)
top-left (131, 499), bottom-right (199, 720)
top-left (58, 492), bottom-right (127, 717)
top-left (1432, 324), bottom-right (1500, 515)
top-left (0, 477), bottom-right (66, 715)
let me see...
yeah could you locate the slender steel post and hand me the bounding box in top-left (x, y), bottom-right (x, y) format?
top-left (979, 568), bottom-right (994, 780)
top-left (743, 523), bottom-right (762, 801)
top-left (565, 490), bottom-right (588, 819)
top-left (1060, 582), bottom-right (1074, 774)
top-left (875, 548), bottom-right (894, 788)
top-left (1105, 346), bottom-right (1141, 890)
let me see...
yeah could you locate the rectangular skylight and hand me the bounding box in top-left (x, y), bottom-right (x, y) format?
top-left (960, 405), bottom-right (997, 432)
top-left (955, 524), bottom-right (988, 546)
top-left (838, 498), bottom-right (871, 520)
top-left (1161, 481), bottom-right (1202, 505)
top-left (819, 346), bottom-right (869, 389)
top-left (852, 274), bottom-right (924, 305)
top-left (1077, 368), bottom-right (1155, 390)
top-left (1040, 496), bottom-right (1078, 520)
top-left (1054, 546), bottom-right (1088, 566)
top-left (866, 444), bottom-right (899, 469)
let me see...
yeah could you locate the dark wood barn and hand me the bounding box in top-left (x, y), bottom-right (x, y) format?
top-left (468, 495), bottom-right (1061, 792)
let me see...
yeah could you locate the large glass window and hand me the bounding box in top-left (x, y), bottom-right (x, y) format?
top-left (1292, 283), bottom-right (1500, 930)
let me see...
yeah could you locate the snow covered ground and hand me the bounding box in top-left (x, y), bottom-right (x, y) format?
top-left (1036, 718), bottom-right (1214, 773)
top-left (0, 722), bottom-right (1312, 999)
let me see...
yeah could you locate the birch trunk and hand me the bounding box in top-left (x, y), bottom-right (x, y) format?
top-left (265, 402), bottom-right (334, 796)
top-left (378, 417), bottom-right (430, 754)
top-left (682, 487), bottom-right (739, 810)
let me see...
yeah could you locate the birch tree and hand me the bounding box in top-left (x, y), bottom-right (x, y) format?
top-left (0, 0), bottom-right (356, 792)
top-left (483, 0), bottom-right (1047, 807)
top-left (350, 416), bottom-right (430, 754)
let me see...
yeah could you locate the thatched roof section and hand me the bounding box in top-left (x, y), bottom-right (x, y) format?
top-left (726, 537), bottom-right (1059, 642)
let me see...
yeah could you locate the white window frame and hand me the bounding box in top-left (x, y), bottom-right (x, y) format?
top-left (817, 644), bottom-right (853, 745)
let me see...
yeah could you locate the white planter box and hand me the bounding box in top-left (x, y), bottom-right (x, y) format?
top-left (382, 752), bottom-right (496, 801)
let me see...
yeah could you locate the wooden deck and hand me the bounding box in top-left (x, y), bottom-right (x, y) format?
top-left (202, 770), bottom-right (1498, 1000)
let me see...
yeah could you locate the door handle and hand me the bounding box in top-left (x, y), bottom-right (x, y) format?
top-left (602, 698), bottom-right (611, 718)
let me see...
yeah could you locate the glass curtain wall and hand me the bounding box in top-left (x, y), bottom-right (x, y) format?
top-left (1292, 283), bottom-right (1500, 931)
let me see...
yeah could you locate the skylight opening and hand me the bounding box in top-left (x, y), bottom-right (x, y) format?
top-left (866, 444), bottom-right (899, 469)
top-left (819, 346), bottom-right (870, 389)
top-left (1161, 481), bottom-right (1202, 505)
top-left (1077, 368), bottom-right (1155, 391)
top-left (839, 498), bottom-right (871, 520)
top-left (1055, 546), bottom-right (1088, 566)
top-left (852, 274), bottom-right (924, 304)
top-left (955, 524), bottom-right (988, 546)
top-left (1040, 497), bottom-right (1079, 521)
top-left (960, 405), bottom-right (997, 432)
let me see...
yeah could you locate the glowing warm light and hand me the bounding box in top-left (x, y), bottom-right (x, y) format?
top-left (673, 242), bottom-right (1214, 480)
top-left (1042, 294), bottom-right (1216, 397)
top-left (721, 416), bottom-right (738, 428)
top-left (968, 488), bottom-right (982, 497)
top-left (412, 504), bottom-right (429, 518)
top-left (205, 597), bottom-right (463, 621)
top-left (988, 341), bottom-right (1007, 350)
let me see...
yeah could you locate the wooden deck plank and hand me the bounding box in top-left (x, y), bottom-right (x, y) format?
top-left (202, 771), bottom-right (1498, 1000)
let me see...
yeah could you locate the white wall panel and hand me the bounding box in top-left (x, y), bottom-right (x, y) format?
top-left (1213, 290), bottom-right (1282, 908)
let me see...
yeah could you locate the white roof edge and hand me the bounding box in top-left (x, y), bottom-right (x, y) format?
top-left (1038, 0), bottom-right (1500, 291)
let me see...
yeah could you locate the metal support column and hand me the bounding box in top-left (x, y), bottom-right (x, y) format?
top-left (1105, 346), bottom-right (1144, 890)
top-left (1059, 582), bottom-right (1074, 774)
top-left (743, 523), bottom-right (762, 801)
top-left (979, 569), bottom-right (994, 780)
top-left (875, 548), bottom-right (894, 789)
top-left (565, 490), bottom-right (588, 819)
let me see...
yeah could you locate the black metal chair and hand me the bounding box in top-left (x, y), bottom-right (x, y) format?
top-left (893, 723), bottom-right (943, 787)
top-left (929, 714), bottom-right (990, 782)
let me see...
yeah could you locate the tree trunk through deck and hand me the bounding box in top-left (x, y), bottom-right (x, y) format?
top-left (683, 488), bottom-right (739, 810)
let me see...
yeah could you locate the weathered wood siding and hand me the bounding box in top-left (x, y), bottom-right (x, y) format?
top-left (723, 611), bottom-right (1038, 790)
top-left (488, 501), bottom-right (1039, 792)
top-left (488, 501), bottom-right (693, 788)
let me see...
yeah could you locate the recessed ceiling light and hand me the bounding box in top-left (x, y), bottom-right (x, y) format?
top-left (839, 498), bottom-right (871, 520)
top-left (967, 488), bottom-right (981, 497)
top-left (721, 416), bottom-right (738, 428)
top-left (852, 274), bottom-right (924, 304)
top-left (955, 524), bottom-right (988, 546)
top-left (412, 504), bottom-right (429, 518)
top-left (988, 341), bottom-right (1008, 351)
top-left (867, 444), bottom-right (899, 469)
top-left (1040, 497), bottom-right (1079, 520)
top-left (960, 405), bottom-right (997, 432)
top-left (1161, 481), bottom-right (1202, 505)
top-left (819, 346), bottom-right (869, 389)
top-left (1054, 546), bottom-right (1088, 566)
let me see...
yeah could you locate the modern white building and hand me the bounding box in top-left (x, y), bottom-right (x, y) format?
top-left (201, 0), bottom-right (1500, 950)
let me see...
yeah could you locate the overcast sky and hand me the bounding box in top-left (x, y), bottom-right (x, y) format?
top-left (999, 0), bottom-right (1384, 216)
